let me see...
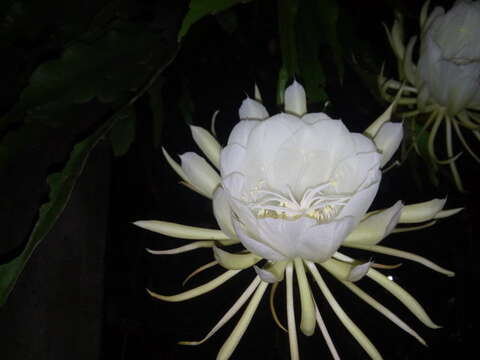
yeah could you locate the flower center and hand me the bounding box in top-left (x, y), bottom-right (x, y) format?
top-left (248, 183), bottom-right (350, 223)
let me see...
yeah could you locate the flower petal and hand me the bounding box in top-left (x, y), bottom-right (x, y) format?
top-left (294, 258), bottom-right (316, 336)
top-left (213, 186), bottom-right (237, 239)
top-left (220, 143), bottom-right (246, 177)
top-left (348, 261), bottom-right (372, 282)
top-left (344, 200), bottom-right (403, 245)
top-left (180, 152), bottom-right (220, 198)
top-left (227, 120), bottom-right (260, 147)
top-left (232, 218), bottom-right (287, 261)
top-left (253, 261), bottom-right (287, 283)
top-left (190, 125), bottom-right (222, 168)
top-left (373, 122), bottom-right (404, 167)
top-left (285, 80), bottom-right (307, 116)
top-left (296, 216), bottom-right (355, 263)
top-left (134, 220), bottom-right (230, 240)
top-left (213, 246), bottom-right (261, 270)
top-left (221, 172), bottom-right (246, 199)
top-left (399, 198), bottom-right (446, 223)
top-left (338, 177), bottom-right (381, 226)
top-left (239, 98), bottom-right (269, 120)
top-left (217, 281), bottom-right (269, 360)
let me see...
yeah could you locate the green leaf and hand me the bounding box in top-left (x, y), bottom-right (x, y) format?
top-left (296, 0), bottom-right (327, 103)
top-left (178, 0), bottom-right (251, 41)
top-left (215, 8), bottom-right (239, 34)
top-left (0, 123), bottom-right (109, 306)
top-left (109, 108), bottom-right (136, 157)
top-left (277, 0), bottom-right (299, 79)
top-left (316, 0), bottom-right (343, 82)
top-left (1, 22), bottom-right (166, 131)
top-left (0, 48), bottom-right (177, 306)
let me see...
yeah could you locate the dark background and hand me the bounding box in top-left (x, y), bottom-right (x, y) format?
top-left (0, 0), bottom-right (476, 359)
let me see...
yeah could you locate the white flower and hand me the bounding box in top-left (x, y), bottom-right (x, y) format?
top-left (135, 82), bottom-right (461, 360)
top-left (221, 101), bottom-right (382, 264)
top-left (382, 0), bottom-right (480, 191)
top-left (417, 0), bottom-right (480, 114)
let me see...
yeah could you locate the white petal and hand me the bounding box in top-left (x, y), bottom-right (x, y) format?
top-left (220, 143), bottom-right (246, 177)
top-left (399, 198), bottom-right (446, 223)
top-left (227, 120), bottom-right (260, 147)
top-left (296, 216), bottom-right (355, 263)
top-left (221, 172), bottom-right (245, 199)
top-left (364, 99), bottom-right (396, 138)
top-left (190, 125), bottom-right (222, 168)
top-left (348, 261), bottom-right (372, 282)
top-left (338, 177), bottom-right (381, 226)
top-left (330, 151), bottom-right (381, 194)
top-left (270, 119), bottom-right (355, 196)
top-left (352, 133), bottom-right (378, 154)
top-left (284, 80), bottom-right (307, 116)
top-left (232, 218), bottom-right (286, 261)
top-left (238, 98), bottom-right (269, 120)
top-left (256, 217), bottom-right (317, 258)
top-left (345, 200), bottom-right (403, 245)
top-left (213, 187), bottom-right (236, 239)
top-left (373, 122), bottom-right (404, 167)
top-left (301, 112), bottom-right (332, 125)
top-left (180, 152), bottom-right (220, 198)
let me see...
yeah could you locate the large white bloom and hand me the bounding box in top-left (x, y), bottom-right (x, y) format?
top-left (135, 82), bottom-right (460, 360)
top-left (221, 106), bottom-right (382, 264)
top-left (417, 0), bottom-right (480, 114)
top-left (382, 0), bottom-right (480, 191)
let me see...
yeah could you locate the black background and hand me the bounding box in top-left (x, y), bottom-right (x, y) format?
top-left (0, 0), bottom-right (477, 359)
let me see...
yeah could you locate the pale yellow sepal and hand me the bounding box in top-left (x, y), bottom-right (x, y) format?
top-left (308, 261), bottom-right (383, 360)
top-left (254, 260), bottom-right (288, 283)
top-left (213, 247), bottom-right (261, 270)
top-left (284, 80), bottom-right (307, 117)
top-left (216, 280), bottom-right (268, 360)
top-left (294, 258), bottom-right (316, 336)
top-left (254, 83), bottom-right (262, 102)
top-left (324, 255), bottom-right (426, 346)
top-left (180, 276), bottom-right (262, 347)
top-left (399, 198), bottom-right (446, 223)
top-left (190, 125), bottom-right (222, 168)
top-left (146, 240), bottom-right (214, 255)
top-left (147, 269), bottom-right (241, 302)
top-left (434, 207), bottom-right (463, 219)
top-left (344, 201), bottom-right (403, 245)
top-left (367, 268), bottom-right (441, 329)
top-left (348, 261), bottom-right (373, 282)
top-left (365, 85), bottom-right (403, 138)
top-left (134, 220), bottom-right (230, 240)
top-left (285, 263), bottom-right (300, 360)
top-left (162, 147), bottom-right (203, 197)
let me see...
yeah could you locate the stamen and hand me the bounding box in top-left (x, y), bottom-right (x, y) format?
top-left (249, 182), bottom-right (350, 223)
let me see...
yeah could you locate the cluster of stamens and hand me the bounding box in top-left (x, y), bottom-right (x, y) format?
top-left (249, 182), bottom-right (350, 223)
